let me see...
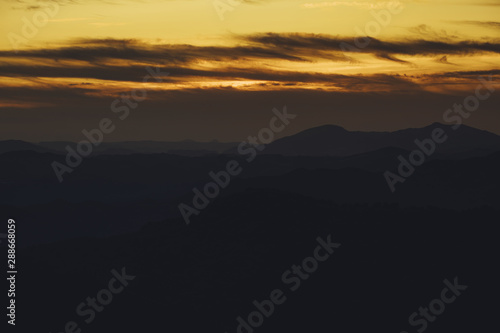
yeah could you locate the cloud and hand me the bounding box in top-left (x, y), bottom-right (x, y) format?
top-left (0, 61), bottom-right (422, 90)
top-left (244, 33), bottom-right (500, 58)
top-left (12, 32), bottom-right (494, 69)
top-left (0, 38), bottom-right (308, 65)
top-left (437, 55), bottom-right (451, 64)
top-left (0, 35), bottom-right (498, 106)
top-left (5, 33), bottom-right (499, 73)
top-left (8, 0), bottom-right (78, 10)
top-left (302, 1), bottom-right (402, 9)
top-left (454, 21), bottom-right (500, 29)
top-left (476, 1), bottom-right (500, 6)
top-left (407, 25), bottom-right (460, 41)
top-left (48, 18), bottom-right (92, 22)
top-left (89, 22), bottom-right (127, 26)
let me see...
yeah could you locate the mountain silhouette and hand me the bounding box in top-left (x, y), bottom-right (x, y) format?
top-left (4, 123), bottom-right (500, 159)
top-left (38, 140), bottom-right (237, 155)
top-left (263, 123), bottom-right (500, 157)
top-left (0, 140), bottom-right (56, 154)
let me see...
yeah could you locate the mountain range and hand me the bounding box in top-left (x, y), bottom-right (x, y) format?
top-left (2, 122), bottom-right (499, 158)
top-left (2, 122), bottom-right (500, 246)
top-left (262, 123), bottom-right (500, 157)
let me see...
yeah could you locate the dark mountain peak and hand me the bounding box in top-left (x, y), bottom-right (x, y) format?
top-left (299, 124), bottom-right (349, 134)
top-left (427, 122), bottom-right (450, 128)
top-left (421, 122), bottom-right (493, 134)
top-left (278, 124), bottom-right (351, 142)
top-left (264, 124), bottom-right (356, 156)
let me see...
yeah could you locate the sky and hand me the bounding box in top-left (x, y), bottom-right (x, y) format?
top-left (0, 0), bottom-right (499, 141)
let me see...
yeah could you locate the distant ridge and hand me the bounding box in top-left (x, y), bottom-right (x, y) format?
top-left (0, 140), bottom-right (238, 156)
top-left (0, 140), bottom-right (55, 154)
top-left (263, 122), bottom-right (500, 157)
top-left (2, 123), bottom-right (500, 158)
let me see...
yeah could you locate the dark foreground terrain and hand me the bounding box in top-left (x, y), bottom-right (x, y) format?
top-left (1, 124), bottom-right (499, 332)
top-left (13, 192), bottom-right (499, 332)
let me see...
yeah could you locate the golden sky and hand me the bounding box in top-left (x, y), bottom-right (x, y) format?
top-left (0, 0), bottom-right (499, 140)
